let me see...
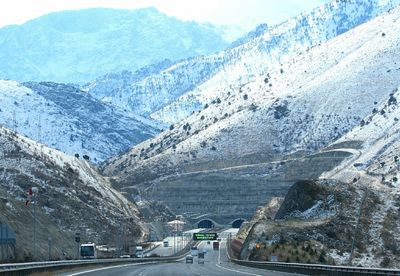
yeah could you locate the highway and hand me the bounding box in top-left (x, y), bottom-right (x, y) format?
top-left (144, 228), bottom-right (204, 257)
top-left (62, 239), bottom-right (298, 276)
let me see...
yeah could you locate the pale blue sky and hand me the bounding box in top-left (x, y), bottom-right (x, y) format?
top-left (0, 0), bottom-right (329, 31)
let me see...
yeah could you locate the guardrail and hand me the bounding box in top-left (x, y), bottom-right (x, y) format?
top-left (0, 241), bottom-right (195, 275)
top-left (226, 239), bottom-right (400, 276)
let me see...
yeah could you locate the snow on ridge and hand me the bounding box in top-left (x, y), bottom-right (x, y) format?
top-left (103, 1), bottom-right (400, 183)
top-left (0, 80), bottom-right (161, 163)
top-left (0, 125), bottom-right (140, 217)
top-left (146, 0), bottom-right (400, 125)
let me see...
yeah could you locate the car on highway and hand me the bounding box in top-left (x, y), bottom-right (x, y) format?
top-left (185, 255), bottom-right (193, 263)
top-left (213, 241), bottom-right (219, 250)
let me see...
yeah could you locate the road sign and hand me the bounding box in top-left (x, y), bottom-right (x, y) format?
top-left (193, 233), bottom-right (218, 241)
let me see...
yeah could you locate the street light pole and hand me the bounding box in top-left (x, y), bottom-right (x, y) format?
top-left (174, 221), bottom-right (176, 254)
top-left (48, 237), bottom-right (52, 260)
top-left (32, 187), bottom-right (38, 261)
top-left (33, 193), bottom-right (36, 260)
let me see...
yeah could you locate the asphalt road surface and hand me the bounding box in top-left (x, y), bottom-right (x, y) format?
top-left (62, 240), bottom-right (298, 276)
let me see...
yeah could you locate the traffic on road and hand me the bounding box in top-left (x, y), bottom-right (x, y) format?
top-left (61, 228), bottom-right (298, 276)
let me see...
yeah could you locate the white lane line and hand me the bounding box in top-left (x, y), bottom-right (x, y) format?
top-left (66, 261), bottom-right (157, 276)
top-left (218, 242), bottom-right (221, 264)
top-left (215, 263), bottom-right (262, 276)
top-left (216, 240), bottom-right (262, 276)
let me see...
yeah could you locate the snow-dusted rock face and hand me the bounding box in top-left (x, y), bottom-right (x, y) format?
top-left (306, 90), bottom-right (400, 268)
top-left (86, 0), bottom-right (400, 125)
top-left (0, 126), bottom-right (145, 260)
top-left (322, 88), bottom-right (400, 191)
top-left (0, 8), bottom-right (229, 83)
top-left (0, 80), bottom-right (161, 163)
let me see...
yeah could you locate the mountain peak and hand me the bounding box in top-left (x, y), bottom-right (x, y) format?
top-left (0, 7), bottom-right (229, 83)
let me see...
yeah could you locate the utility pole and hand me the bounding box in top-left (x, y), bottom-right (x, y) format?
top-left (348, 190), bottom-right (368, 266)
top-left (38, 114), bottom-right (42, 143)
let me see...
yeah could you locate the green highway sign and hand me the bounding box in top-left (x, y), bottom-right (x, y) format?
top-left (193, 233), bottom-right (218, 241)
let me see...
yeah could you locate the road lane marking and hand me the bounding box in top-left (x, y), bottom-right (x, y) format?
top-left (215, 263), bottom-right (263, 276)
top-left (217, 239), bottom-right (263, 276)
top-left (66, 261), bottom-right (157, 276)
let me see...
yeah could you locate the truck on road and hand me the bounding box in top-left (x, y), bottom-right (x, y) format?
top-left (191, 246), bottom-right (198, 256)
top-left (135, 246), bottom-right (144, 258)
top-left (80, 243), bottom-right (97, 259)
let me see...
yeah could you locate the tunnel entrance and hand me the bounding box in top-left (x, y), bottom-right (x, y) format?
top-left (232, 219), bottom-right (245, 228)
top-left (197, 219), bottom-right (214, 228)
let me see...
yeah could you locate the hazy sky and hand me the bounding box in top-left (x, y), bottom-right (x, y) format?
top-left (0, 0), bottom-right (329, 30)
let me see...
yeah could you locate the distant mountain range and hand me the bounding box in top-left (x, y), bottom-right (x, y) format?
top-left (85, 0), bottom-right (400, 125)
top-left (0, 7), bottom-right (230, 83)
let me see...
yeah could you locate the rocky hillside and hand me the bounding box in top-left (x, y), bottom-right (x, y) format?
top-left (234, 69), bottom-right (400, 270)
top-left (0, 8), bottom-right (229, 83)
top-left (86, 0), bottom-right (400, 124)
top-left (239, 179), bottom-right (399, 268)
top-left (0, 80), bottom-right (161, 163)
top-left (0, 126), bottom-right (146, 261)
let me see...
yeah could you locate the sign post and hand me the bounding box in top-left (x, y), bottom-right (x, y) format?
top-left (75, 232), bottom-right (80, 259)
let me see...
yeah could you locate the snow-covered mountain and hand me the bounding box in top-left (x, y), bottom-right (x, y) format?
top-left (0, 80), bottom-right (161, 163)
top-left (86, 0), bottom-right (400, 125)
top-left (0, 126), bottom-right (145, 260)
top-left (103, 2), bottom-right (400, 183)
top-left (0, 8), bottom-right (229, 83)
top-left (100, 3), bottom-right (400, 252)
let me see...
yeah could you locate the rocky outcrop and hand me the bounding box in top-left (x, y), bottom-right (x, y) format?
top-left (275, 180), bottom-right (329, 219)
top-left (240, 179), bottom-right (400, 268)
